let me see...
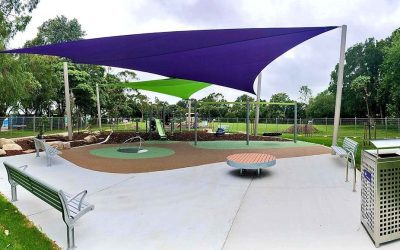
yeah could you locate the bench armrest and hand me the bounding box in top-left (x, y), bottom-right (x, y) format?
top-left (18, 165), bottom-right (28, 171)
top-left (68, 190), bottom-right (88, 210)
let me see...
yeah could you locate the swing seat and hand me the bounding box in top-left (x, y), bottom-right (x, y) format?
top-left (263, 132), bottom-right (282, 137)
top-left (215, 127), bottom-right (226, 136)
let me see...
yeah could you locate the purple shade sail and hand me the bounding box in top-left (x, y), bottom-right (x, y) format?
top-left (2, 27), bottom-right (337, 94)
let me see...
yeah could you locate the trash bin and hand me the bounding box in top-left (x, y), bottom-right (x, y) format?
top-left (361, 139), bottom-right (400, 247)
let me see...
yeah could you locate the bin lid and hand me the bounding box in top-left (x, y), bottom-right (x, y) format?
top-left (370, 139), bottom-right (400, 149)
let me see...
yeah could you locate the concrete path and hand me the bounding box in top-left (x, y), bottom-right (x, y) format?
top-left (0, 152), bottom-right (398, 250)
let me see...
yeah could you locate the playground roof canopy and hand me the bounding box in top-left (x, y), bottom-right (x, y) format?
top-left (2, 26), bottom-right (338, 94)
top-left (111, 78), bottom-right (210, 99)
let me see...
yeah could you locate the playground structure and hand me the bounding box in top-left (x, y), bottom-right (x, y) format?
top-left (118, 135), bottom-right (147, 153)
top-left (193, 101), bottom-right (298, 145)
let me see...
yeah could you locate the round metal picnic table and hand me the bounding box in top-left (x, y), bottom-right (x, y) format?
top-left (226, 153), bottom-right (276, 176)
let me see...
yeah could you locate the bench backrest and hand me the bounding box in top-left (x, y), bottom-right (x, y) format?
top-left (33, 138), bottom-right (60, 155)
top-left (342, 137), bottom-right (358, 154)
top-left (33, 138), bottom-right (46, 151)
top-left (3, 162), bottom-right (64, 213)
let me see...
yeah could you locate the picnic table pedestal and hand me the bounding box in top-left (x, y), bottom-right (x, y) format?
top-left (226, 153), bottom-right (276, 176)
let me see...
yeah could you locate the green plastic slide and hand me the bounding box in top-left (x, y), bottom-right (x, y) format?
top-left (155, 119), bottom-right (167, 140)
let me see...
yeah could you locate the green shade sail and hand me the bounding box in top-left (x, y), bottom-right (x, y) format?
top-left (111, 78), bottom-right (211, 99)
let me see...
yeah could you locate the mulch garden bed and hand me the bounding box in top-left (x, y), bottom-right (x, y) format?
top-left (2, 130), bottom-right (290, 157)
top-left (105, 131), bottom-right (289, 143)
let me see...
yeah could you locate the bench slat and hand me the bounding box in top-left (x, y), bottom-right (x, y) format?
top-left (32, 189), bottom-right (63, 211)
top-left (31, 181), bottom-right (63, 211)
top-left (9, 171), bottom-right (31, 190)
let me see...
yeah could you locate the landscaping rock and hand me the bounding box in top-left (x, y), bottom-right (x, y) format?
top-left (23, 149), bottom-right (36, 154)
top-left (84, 135), bottom-right (97, 143)
top-left (3, 143), bottom-right (23, 151)
top-left (0, 149), bottom-right (6, 156)
top-left (285, 124), bottom-right (318, 134)
top-left (93, 131), bottom-right (101, 136)
top-left (47, 141), bottom-right (64, 150)
top-left (0, 138), bottom-right (15, 148)
top-left (63, 142), bottom-right (71, 149)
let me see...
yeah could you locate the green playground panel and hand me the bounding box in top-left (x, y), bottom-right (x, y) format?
top-left (89, 146), bottom-right (175, 159)
top-left (188, 140), bottom-right (317, 149)
top-left (155, 119), bottom-right (167, 138)
top-left (143, 140), bottom-right (178, 144)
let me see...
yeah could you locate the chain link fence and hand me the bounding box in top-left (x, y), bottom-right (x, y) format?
top-left (1, 116), bottom-right (399, 139)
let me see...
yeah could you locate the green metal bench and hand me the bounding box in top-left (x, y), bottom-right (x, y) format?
top-left (3, 162), bottom-right (94, 249)
top-left (33, 138), bottom-right (61, 166)
top-left (331, 137), bottom-right (358, 191)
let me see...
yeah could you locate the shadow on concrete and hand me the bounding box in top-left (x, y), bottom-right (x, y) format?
top-left (227, 168), bottom-right (273, 179)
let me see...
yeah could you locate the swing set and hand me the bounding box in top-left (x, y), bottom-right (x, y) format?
top-left (192, 100), bottom-right (298, 146)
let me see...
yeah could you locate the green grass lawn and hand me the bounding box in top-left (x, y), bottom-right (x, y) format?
top-left (283, 134), bottom-right (376, 169)
top-left (0, 193), bottom-right (59, 249)
top-left (0, 129), bottom-right (67, 139)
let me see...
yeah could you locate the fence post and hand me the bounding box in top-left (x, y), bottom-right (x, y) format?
top-left (194, 102), bottom-right (198, 146)
top-left (246, 99), bottom-right (250, 145)
top-left (9, 117), bottom-right (12, 135)
top-left (325, 117), bottom-right (328, 136)
top-left (275, 117), bottom-right (278, 132)
top-left (385, 117), bottom-right (388, 138)
top-left (398, 118), bottom-right (400, 134)
top-left (33, 116), bottom-right (35, 133)
top-left (50, 116), bottom-right (53, 131)
top-left (294, 103), bottom-right (297, 143)
top-left (354, 117), bottom-right (357, 138)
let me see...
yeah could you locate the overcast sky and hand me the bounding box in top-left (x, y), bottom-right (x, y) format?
top-left (10, 0), bottom-right (400, 103)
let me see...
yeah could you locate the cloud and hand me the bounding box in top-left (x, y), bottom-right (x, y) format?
top-left (9, 0), bottom-right (400, 103)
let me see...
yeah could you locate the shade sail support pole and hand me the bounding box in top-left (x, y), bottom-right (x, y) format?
top-left (194, 101), bottom-right (198, 146)
top-left (294, 103), bottom-right (297, 143)
top-left (63, 62), bottom-right (73, 140)
top-left (332, 25), bottom-right (347, 146)
top-left (96, 83), bottom-right (102, 130)
top-left (188, 99), bottom-right (191, 131)
top-left (254, 72), bottom-right (262, 136)
top-left (246, 98), bottom-right (250, 145)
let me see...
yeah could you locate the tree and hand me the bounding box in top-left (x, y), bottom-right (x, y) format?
top-left (23, 16), bottom-right (92, 116)
top-left (306, 90), bottom-right (336, 118)
top-left (351, 75), bottom-right (372, 118)
top-left (0, 54), bottom-right (39, 115)
top-left (380, 30), bottom-right (400, 117)
top-left (299, 85), bottom-right (312, 104)
top-left (198, 93), bottom-right (228, 118)
top-left (267, 93), bottom-right (293, 119)
top-left (328, 38), bottom-right (385, 117)
top-left (18, 55), bottom-right (61, 115)
top-left (117, 70), bottom-right (138, 82)
top-left (132, 90), bottom-right (149, 120)
top-left (0, 0), bottom-right (39, 44)
top-left (228, 94), bottom-right (254, 118)
top-left (72, 83), bottom-right (96, 115)
top-left (25, 15), bottom-right (85, 46)
top-left (0, 0), bottom-right (40, 115)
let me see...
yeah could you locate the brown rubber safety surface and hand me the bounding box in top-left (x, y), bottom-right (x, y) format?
top-left (60, 142), bottom-right (331, 174)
